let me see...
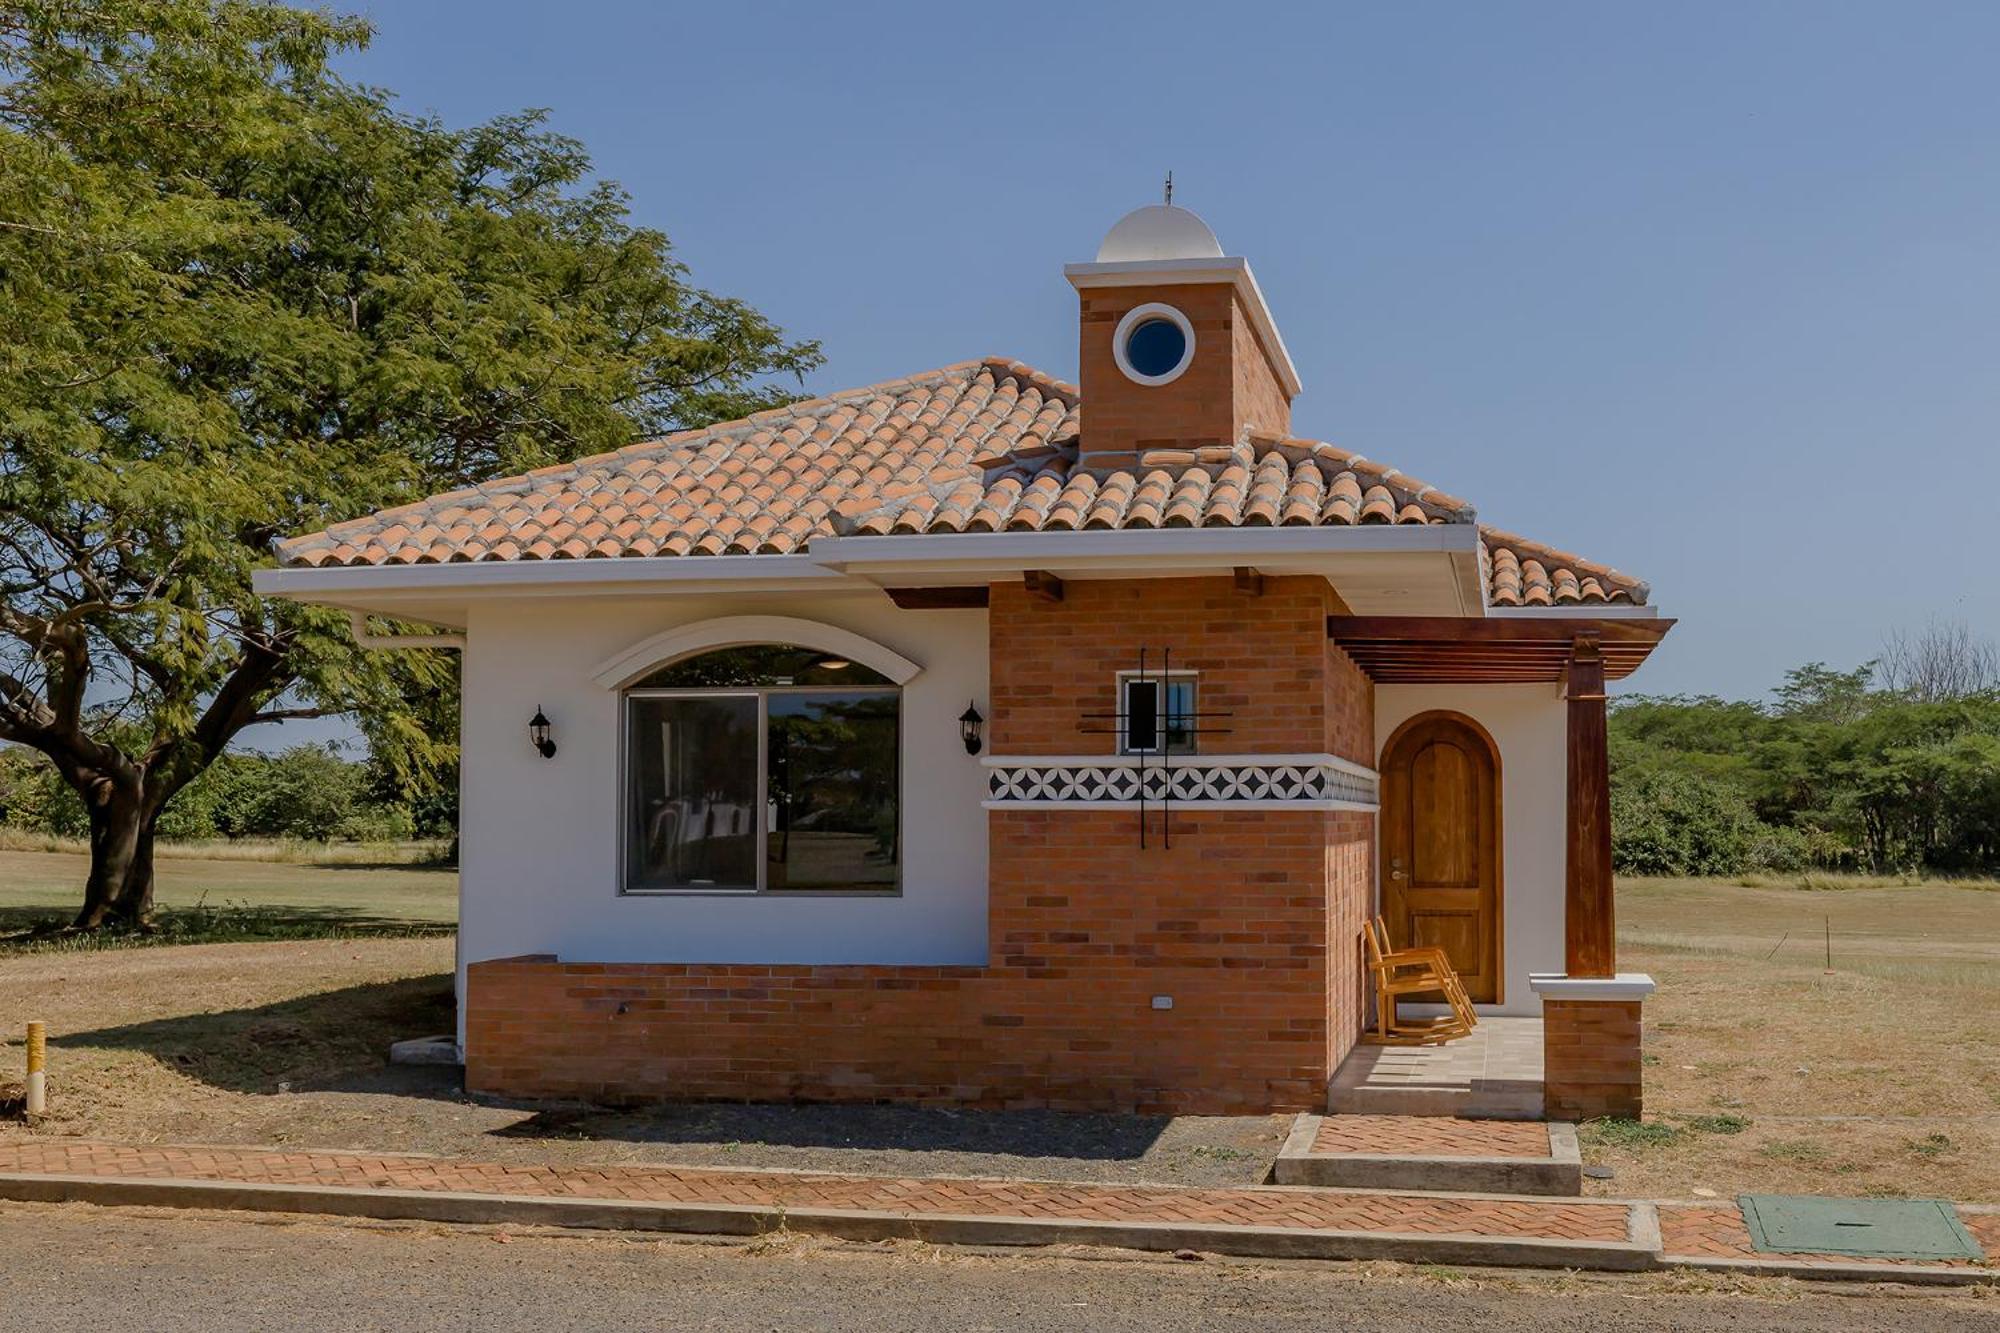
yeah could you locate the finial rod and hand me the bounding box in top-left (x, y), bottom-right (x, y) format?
top-left (1163, 170), bottom-right (1173, 206)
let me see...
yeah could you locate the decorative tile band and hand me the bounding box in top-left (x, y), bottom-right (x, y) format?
top-left (981, 754), bottom-right (1378, 811)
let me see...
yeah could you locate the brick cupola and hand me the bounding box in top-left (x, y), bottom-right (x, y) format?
top-left (1064, 203), bottom-right (1302, 477)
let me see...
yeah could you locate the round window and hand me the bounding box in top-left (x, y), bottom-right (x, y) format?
top-left (1125, 318), bottom-right (1186, 377)
top-left (1112, 303), bottom-right (1195, 386)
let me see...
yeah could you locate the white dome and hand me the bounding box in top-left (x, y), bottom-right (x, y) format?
top-left (1094, 204), bottom-right (1224, 263)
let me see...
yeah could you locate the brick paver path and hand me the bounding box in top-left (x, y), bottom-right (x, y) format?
top-left (0, 1140), bottom-right (1631, 1243)
top-left (1657, 1203), bottom-right (2000, 1268)
top-left (1311, 1115), bottom-right (1551, 1159)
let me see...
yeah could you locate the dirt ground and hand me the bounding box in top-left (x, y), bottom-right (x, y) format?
top-left (0, 936), bottom-right (1287, 1186)
top-left (0, 870), bottom-right (1995, 1202)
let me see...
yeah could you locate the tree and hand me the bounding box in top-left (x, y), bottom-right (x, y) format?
top-left (1877, 619), bottom-right (2000, 703)
top-left (0, 1), bottom-right (820, 927)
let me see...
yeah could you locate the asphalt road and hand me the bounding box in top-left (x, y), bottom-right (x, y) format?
top-left (2, 1202), bottom-right (1994, 1332)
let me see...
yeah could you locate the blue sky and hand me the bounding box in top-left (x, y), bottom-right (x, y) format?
top-left (330, 0), bottom-right (2000, 709)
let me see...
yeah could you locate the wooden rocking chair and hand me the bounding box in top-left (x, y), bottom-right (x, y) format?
top-left (1362, 916), bottom-right (1479, 1046)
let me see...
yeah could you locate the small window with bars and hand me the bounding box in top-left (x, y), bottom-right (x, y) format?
top-left (1117, 672), bottom-right (1198, 756)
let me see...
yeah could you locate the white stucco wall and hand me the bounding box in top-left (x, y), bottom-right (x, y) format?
top-left (1374, 685), bottom-right (1567, 1016)
top-left (455, 591), bottom-right (991, 1024)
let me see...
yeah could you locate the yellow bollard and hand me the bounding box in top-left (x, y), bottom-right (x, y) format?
top-left (24, 1021), bottom-right (45, 1117)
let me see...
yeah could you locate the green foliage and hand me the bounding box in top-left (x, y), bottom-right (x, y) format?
top-left (0, 1), bottom-right (818, 919)
top-left (1613, 655), bottom-right (2000, 875)
top-left (1610, 768), bottom-right (1760, 877)
top-left (3, 741), bottom-right (412, 843)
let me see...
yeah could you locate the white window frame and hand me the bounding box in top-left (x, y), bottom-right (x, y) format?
top-left (620, 682), bottom-right (903, 897)
top-left (1115, 670), bottom-right (1200, 756)
top-left (1112, 302), bottom-right (1196, 386)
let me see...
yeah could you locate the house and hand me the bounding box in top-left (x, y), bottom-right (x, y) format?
top-left (255, 203), bottom-right (1672, 1119)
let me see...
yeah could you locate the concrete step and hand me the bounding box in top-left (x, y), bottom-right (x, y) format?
top-left (1274, 1113), bottom-right (1583, 1197)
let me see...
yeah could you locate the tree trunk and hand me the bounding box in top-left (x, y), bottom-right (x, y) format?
top-left (73, 788), bottom-right (147, 929)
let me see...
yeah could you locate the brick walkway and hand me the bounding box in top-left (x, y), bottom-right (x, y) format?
top-left (3, 1139), bottom-right (1995, 1278)
top-left (0, 1139), bottom-right (1630, 1243)
top-left (1311, 1115), bottom-right (1551, 1158)
top-left (1657, 1203), bottom-right (2000, 1270)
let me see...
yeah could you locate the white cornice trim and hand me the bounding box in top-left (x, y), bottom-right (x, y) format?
top-left (254, 526), bottom-right (1485, 613)
top-left (589, 615), bottom-right (923, 690)
top-left (812, 524), bottom-right (1478, 571)
top-left (254, 554), bottom-right (852, 600)
top-left (1528, 972), bottom-right (1658, 1001)
top-left (1064, 255), bottom-right (1303, 397)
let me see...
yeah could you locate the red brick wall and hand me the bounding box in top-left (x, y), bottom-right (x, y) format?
top-left (1542, 999), bottom-right (1645, 1120)
top-left (989, 575), bottom-right (1369, 763)
top-left (1230, 289), bottom-right (1293, 442)
top-left (1076, 282), bottom-right (1292, 468)
top-left (464, 574), bottom-right (1378, 1113)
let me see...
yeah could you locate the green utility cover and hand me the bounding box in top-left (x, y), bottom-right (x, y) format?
top-left (1738, 1194), bottom-right (1984, 1261)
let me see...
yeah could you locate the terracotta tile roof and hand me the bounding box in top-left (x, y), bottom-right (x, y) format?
top-left (277, 357), bottom-right (1646, 607)
top-left (1483, 530), bottom-right (1647, 607)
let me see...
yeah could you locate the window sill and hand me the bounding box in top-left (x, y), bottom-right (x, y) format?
top-left (618, 888), bottom-right (903, 899)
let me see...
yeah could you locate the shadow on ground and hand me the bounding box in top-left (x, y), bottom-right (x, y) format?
top-left (57, 974), bottom-right (458, 1097)
top-left (495, 1101), bottom-right (1177, 1162)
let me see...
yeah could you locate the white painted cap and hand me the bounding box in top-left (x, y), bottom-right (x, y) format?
top-left (1095, 204), bottom-right (1225, 263)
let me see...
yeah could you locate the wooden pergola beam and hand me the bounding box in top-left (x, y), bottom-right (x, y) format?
top-left (1327, 615), bottom-right (1674, 684)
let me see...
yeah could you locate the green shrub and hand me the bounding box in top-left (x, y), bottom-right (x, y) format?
top-left (1611, 769), bottom-right (1760, 876)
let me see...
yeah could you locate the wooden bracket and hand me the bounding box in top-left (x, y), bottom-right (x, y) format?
top-left (1024, 570), bottom-right (1065, 603)
top-left (1232, 566), bottom-right (1264, 596)
top-left (885, 586), bottom-right (989, 610)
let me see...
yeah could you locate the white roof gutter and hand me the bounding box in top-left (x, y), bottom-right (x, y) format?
top-left (346, 610), bottom-right (465, 651)
top-left (255, 525), bottom-right (1489, 618)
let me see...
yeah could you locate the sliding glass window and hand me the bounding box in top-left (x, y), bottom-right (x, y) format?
top-left (623, 645), bottom-right (900, 894)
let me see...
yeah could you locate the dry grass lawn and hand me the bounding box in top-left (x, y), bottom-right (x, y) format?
top-left (1596, 875), bottom-right (2000, 1201)
top-left (0, 856), bottom-right (1995, 1201)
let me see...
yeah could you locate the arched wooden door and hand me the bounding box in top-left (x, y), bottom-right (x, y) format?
top-left (1379, 714), bottom-right (1501, 1004)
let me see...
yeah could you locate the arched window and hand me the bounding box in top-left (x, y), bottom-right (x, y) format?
top-left (623, 645), bottom-right (900, 895)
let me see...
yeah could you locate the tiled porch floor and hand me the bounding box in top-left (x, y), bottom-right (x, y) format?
top-left (1329, 1016), bottom-right (1546, 1118)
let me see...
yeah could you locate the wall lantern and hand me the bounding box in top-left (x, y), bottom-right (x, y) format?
top-left (959, 701), bottom-right (984, 756)
top-left (528, 707), bottom-right (558, 759)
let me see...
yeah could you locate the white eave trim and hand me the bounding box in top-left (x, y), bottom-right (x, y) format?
top-left (811, 524), bottom-right (1479, 573)
top-left (252, 525), bottom-right (1485, 606)
top-left (253, 553), bottom-right (855, 600)
top-left (1064, 255), bottom-right (1303, 398)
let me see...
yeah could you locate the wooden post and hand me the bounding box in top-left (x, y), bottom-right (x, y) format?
top-left (1564, 634), bottom-right (1616, 977)
top-left (24, 1021), bottom-right (45, 1117)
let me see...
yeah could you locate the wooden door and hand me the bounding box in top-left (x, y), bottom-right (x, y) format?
top-left (1379, 714), bottom-right (1501, 1004)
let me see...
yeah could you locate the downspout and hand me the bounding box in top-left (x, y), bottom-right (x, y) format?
top-left (346, 610), bottom-right (466, 651)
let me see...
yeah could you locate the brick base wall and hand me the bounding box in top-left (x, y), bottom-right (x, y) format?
top-left (467, 809), bottom-right (1375, 1115)
top-left (1541, 998), bottom-right (1644, 1120)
